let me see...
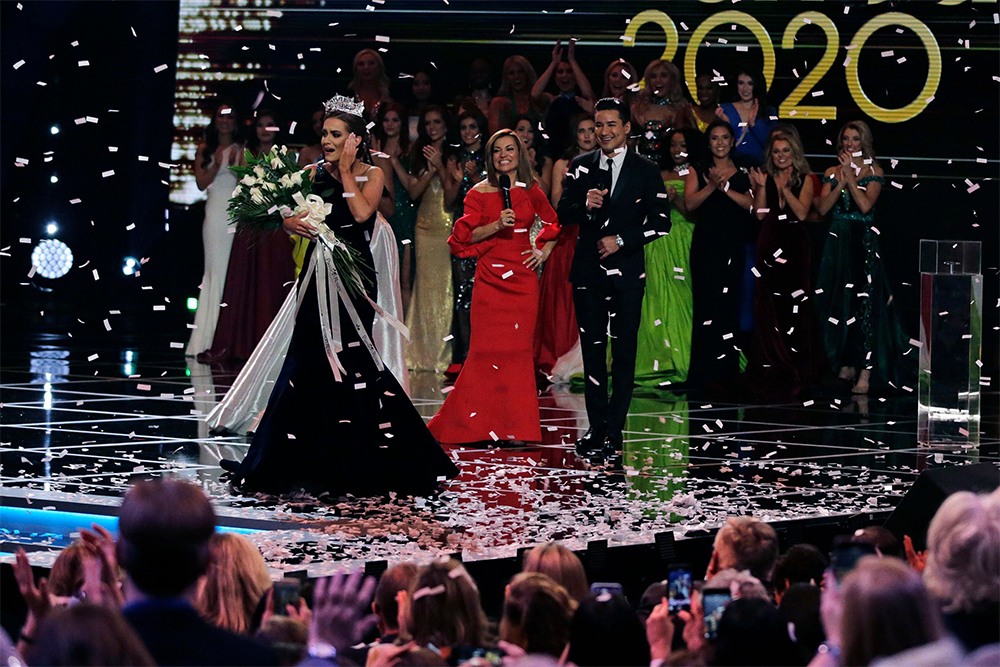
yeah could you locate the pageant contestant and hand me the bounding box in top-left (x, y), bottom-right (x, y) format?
top-left (221, 96), bottom-right (457, 495)
top-left (428, 130), bottom-right (561, 444)
top-left (815, 121), bottom-right (913, 394)
top-left (557, 98), bottom-right (671, 452)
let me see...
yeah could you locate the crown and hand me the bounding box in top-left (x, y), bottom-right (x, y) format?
top-left (323, 94), bottom-right (365, 118)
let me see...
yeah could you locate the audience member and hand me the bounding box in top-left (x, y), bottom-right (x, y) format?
top-left (921, 488), bottom-right (1000, 651)
top-left (851, 525), bottom-right (904, 559)
top-left (24, 604), bottom-right (155, 667)
top-left (195, 533), bottom-right (272, 634)
top-left (567, 593), bottom-right (649, 667)
top-left (521, 542), bottom-right (590, 603)
top-left (714, 598), bottom-right (799, 666)
top-left (349, 48), bottom-right (391, 118)
top-left (811, 556), bottom-right (952, 667)
top-left (398, 558), bottom-right (492, 659)
top-left (500, 572), bottom-right (576, 659)
top-left (773, 544), bottom-right (828, 603)
top-left (117, 479), bottom-right (276, 666)
top-left (455, 58), bottom-right (493, 117)
top-left (489, 55), bottom-right (542, 134)
top-left (256, 616), bottom-right (308, 666)
top-left (372, 563), bottom-right (419, 643)
top-left (706, 517), bottom-right (779, 587)
top-left (779, 583), bottom-right (825, 664)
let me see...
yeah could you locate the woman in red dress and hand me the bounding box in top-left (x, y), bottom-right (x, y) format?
top-left (428, 130), bottom-right (561, 444)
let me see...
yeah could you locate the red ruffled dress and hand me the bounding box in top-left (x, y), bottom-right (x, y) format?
top-left (428, 184), bottom-right (560, 444)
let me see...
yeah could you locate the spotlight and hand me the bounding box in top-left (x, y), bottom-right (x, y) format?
top-left (50, 125), bottom-right (59, 135)
top-left (186, 297), bottom-right (198, 311)
top-left (30, 239), bottom-right (73, 279)
top-left (122, 256), bottom-right (138, 276)
top-left (50, 174), bottom-right (59, 184)
top-left (46, 222), bottom-right (58, 235)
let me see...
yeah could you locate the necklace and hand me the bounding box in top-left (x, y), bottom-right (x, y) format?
top-left (652, 95), bottom-right (674, 106)
top-left (672, 162), bottom-right (690, 173)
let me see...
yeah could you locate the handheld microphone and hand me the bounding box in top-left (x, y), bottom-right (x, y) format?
top-left (499, 174), bottom-right (512, 210)
top-left (589, 163), bottom-right (612, 223)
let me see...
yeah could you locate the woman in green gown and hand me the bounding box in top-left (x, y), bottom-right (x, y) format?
top-left (815, 120), bottom-right (915, 394)
top-left (634, 128), bottom-right (701, 388)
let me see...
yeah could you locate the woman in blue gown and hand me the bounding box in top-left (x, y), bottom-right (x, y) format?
top-left (222, 100), bottom-right (458, 496)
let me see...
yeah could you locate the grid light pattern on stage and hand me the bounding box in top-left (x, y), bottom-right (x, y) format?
top-left (2, 347), bottom-right (997, 574)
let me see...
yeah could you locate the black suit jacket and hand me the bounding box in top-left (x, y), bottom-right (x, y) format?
top-left (124, 600), bottom-right (279, 667)
top-left (557, 149), bottom-right (671, 290)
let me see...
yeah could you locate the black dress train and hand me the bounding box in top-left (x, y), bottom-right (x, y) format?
top-left (226, 166), bottom-right (459, 496)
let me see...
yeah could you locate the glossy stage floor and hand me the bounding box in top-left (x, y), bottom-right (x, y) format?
top-left (2, 342), bottom-right (997, 577)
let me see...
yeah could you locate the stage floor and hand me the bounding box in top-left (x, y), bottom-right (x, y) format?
top-left (2, 343), bottom-right (997, 576)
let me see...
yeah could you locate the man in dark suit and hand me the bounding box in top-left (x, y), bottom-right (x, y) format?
top-left (557, 97), bottom-right (671, 451)
top-left (117, 479), bottom-right (277, 666)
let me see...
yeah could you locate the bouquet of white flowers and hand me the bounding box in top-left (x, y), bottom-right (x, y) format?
top-left (227, 146), bottom-right (369, 296)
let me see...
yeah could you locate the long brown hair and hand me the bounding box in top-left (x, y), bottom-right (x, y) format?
top-left (521, 542), bottom-right (589, 603)
top-left (196, 533), bottom-right (272, 634)
top-left (484, 129), bottom-right (535, 188)
top-left (405, 558), bottom-right (489, 648)
top-left (841, 557), bottom-right (945, 667)
top-left (500, 572), bottom-right (577, 657)
top-left (26, 604), bottom-right (155, 666)
top-left (602, 59), bottom-right (639, 100)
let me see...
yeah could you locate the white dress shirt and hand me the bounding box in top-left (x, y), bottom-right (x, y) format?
top-left (600, 148), bottom-right (627, 196)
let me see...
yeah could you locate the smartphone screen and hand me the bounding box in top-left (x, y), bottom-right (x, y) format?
top-left (590, 582), bottom-right (624, 597)
top-left (831, 543), bottom-right (877, 582)
top-left (702, 588), bottom-right (732, 641)
top-left (667, 569), bottom-right (692, 613)
top-left (272, 579), bottom-right (301, 616)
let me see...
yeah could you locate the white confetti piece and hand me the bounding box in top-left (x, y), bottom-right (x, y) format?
top-left (169, 342), bottom-right (184, 349)
top-left (87, 354), bottom-right (99, 361)
top-left (13, 60), bottom-right (25, 69)
top-left (92, 269), bottom-right (100, 281)
top-left (153, 64), bottom-right (168, 73)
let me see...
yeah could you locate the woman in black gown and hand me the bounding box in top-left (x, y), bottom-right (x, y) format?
top-left (684, 120), bottom-right (755, 387)
top-left (222, 102), bottom-right (458, 496)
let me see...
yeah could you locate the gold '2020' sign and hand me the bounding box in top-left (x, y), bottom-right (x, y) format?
top-left (623, 9), bottom-right (943, 124)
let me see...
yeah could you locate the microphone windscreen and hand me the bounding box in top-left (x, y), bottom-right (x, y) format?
top-left (498, 174), bottom-right (511, 190)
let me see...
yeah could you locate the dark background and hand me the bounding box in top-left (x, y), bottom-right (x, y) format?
top-left (2, 0), bottom-right (997, 372)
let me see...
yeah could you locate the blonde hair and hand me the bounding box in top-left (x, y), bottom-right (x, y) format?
top-left (485, 129), bottom-right (536, 189)
top-left (639, 60), bottom-right (685, 102)
top-left (841, 557), bottom-right (944, 667)
top-left (836, 120), bottom-right (879, 167)
top-left (714, 517), bottom-right (780, 583)
top-left (497, 55), bottom-right (538, 97)
top-left (764, 130), bottom-right (812, 188)
top-left (924, 488), bottom-right (1000, 613)
top-left (349, 49), bottom-right (391, 98)
top-left (521, 542), bottom-right (589, 603)
top-left (705, 568), bottom-right (770, 601)
top-left (196, 533), bottom-right (271, 634)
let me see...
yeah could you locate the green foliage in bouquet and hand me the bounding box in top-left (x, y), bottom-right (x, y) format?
top-left (227, 146), bottom-right (372, 298)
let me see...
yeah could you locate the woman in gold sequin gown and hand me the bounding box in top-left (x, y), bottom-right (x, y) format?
top-left (399, 106), bottom-right (460, 372)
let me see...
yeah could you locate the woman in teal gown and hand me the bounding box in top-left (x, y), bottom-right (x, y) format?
top-left (815, 121), bottom-right (915, 394)
top-left (634, 128), bottom-right (701, 389)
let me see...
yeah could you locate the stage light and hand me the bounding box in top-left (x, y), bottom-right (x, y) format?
top-left (30, 239), bottom-right (73, 279)
top-left (50, 125), bottom-right (59, 135)
top-left (187, 297), bottom-right (198, 311)
top-left (46, 222), bottom-right (58, 235)
top-left (122, 257), bottom-right (138, 276)
top-left (50, 174), bottom-right (59, 183)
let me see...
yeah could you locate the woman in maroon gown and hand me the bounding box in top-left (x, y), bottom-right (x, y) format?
top-left (534, 113), bottom-right (595, 376)
top-left (428, 130), bottom-right (560, 444)
top-left (747, 129), bottom-right (824, 395)
top-left (200, 110), bottom-right (296, 363)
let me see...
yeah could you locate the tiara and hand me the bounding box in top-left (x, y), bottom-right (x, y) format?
top-left (323, 94), bottom-right (365, 118)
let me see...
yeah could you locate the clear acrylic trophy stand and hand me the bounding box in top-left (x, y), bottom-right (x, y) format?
top-left (917, 240), bottom-right (983, 448)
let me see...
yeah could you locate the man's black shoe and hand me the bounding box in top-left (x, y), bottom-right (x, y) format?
top-left (603, 432), bottom-right (624, 452)
top-left (575, 427), bottom-right (606, 452)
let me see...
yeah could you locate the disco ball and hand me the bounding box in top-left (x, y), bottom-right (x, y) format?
top-left (30, 239), bottom-right (73, 279)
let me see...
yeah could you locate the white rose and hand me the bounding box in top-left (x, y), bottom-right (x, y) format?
top-left (231, 186), bottom-right (242, 198)
top-left (241, 175), bottom-right (255, 186)
top-left (264, 181), bottom-right (278, 191)
top-left (291, 172), bottom-right (303, 186)
top-left (253, 165), bottom-right (265, 178)
top-left (250, 187), bottom-right (265, 204)
top-left (280, 145), bottom-right (288, 155)
top-left (278, 174), bottom-right (293, 189)
top-left (271, 157), bottom-right (283, 170)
